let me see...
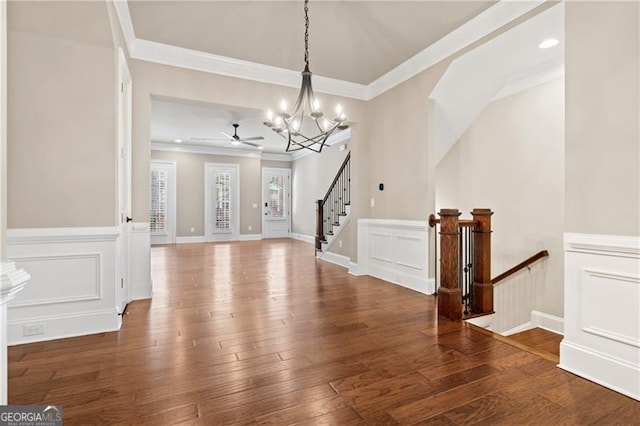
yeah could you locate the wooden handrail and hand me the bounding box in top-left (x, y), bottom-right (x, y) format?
top-left (428, 214), bottom-right (476, 228)
top-left (491, 250), bottom-right (549, 285)
top-left (322, 152), bottom-right (351, 204)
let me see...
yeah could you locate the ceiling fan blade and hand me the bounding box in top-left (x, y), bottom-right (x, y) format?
top-left (191, 137), bottom-right (228, 142)
top-left (221, 132), bottom-right (234, 140)
top-left (241, 140), bottom-right (261, 148)
top-left (239, 136), bottom-right (265, 142)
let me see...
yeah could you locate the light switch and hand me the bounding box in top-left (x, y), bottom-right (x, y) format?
top-left (252, 203), bottom-right (258, 208)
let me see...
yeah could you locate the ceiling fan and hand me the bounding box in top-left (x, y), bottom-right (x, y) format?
top-left (191, 123), bottom-right (264, 149)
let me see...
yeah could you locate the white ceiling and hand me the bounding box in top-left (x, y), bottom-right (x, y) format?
top-left (151, 98), bottom-right (287, 153)
top-left (128, 1), bottom-right (496, 85)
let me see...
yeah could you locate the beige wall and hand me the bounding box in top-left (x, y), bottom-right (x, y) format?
top-left (565, 1), bottom-right (640, 236)
top-left (8, 29), bottom-right (116, 228)
top-left (151, 151), bottom-right (264, 236)
top-left (437, 78), bottom-right (565, 317)
top-left (366, 67), bottom-right (447, 223)
top-left (291, 144), bottom-right (349, 237)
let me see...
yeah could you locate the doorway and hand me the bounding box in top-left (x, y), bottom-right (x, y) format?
top-left (150, 161), bottom-right (177, 245)
top-left (262, 167), bottom-right (291, 239)
top-left (205, 163), bottom-right (240, 241)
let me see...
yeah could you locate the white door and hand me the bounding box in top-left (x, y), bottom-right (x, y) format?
top-left (116, 48), bottom-right (132, 314)
top-left (262, 168), bottom-right (291, 239)
top-left (150, 161), bottom-right (177, 245)
top-left (205, 163), bottom-right (239, 241)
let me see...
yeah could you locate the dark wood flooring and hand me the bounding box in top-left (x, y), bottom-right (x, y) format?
top-left (8, 240), bottom-right (640, 424)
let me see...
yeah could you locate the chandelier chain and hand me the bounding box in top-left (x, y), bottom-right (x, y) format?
top-left (304, 0), bottom-right (309, 67)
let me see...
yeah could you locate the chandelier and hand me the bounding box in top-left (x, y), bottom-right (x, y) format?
top-left (263, 0), bottom-right (348, 153)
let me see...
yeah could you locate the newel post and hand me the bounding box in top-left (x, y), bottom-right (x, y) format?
top-left (315, 200), bottom-right (323, 251)
top-left (438, 209), bottom-right (462, 320)
top-left (472, 208), bottom-right (494, 314)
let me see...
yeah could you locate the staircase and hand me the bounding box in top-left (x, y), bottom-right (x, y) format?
top-left (316, 152), bottom-right (351, 254)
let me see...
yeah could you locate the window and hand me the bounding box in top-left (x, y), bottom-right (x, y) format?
top-left (214, 172), bottom-right (231, 232)
top-left (150, 168), bottom-right (167, 234)
top-left (267, 175), bottom-right (285, 217)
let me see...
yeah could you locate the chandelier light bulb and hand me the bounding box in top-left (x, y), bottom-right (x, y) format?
top-left (263, 0), bottom-right (348, 153)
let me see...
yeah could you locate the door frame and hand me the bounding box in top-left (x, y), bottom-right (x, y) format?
top-left (262, 167), bottom-right (291, 239)
top-left (204, 163), bottom-right (240, 241)
top-left (150, 160), bottom-right (177, 245)
top-left (116, 47), bottom-right (132, 313)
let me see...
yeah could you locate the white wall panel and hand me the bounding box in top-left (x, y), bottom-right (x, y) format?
top-left (6, 227), bottom-right (122, 344)
top-left (353, 219), bottom-right (434, 295)
top-left (129, 222), bottom-right (152, 300)
top-left (560, 233), bottom-right (640, 401)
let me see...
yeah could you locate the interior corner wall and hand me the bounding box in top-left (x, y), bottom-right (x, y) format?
top-left (291, 145), bottom-right (349, 239)
top-left (565, 1), bottom-right (640, 236)
top-left (151, 150), bottom-right (262, 236)
top-left (436, 78), bottom-right (566, 319)
top-left (365, 63), bottom-right (448, 224)
top-left (7, 30), bottom-right (117, 228)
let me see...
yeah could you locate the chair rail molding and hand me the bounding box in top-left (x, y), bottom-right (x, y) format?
top-left (353, 219), bottom-right (434, 295)
top-left (560, 233), bottom-right (640, 401)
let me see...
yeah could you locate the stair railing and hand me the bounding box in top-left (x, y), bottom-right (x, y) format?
top-left (316, 152), bottom-right (351, 251)
top-left (428, 208), bottom-right (493, 320)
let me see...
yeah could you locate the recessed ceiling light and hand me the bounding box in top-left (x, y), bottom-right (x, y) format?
top-left (173, 138), bottom-right (183, 143)
top-left (539, 38), bottom-right (559, 49)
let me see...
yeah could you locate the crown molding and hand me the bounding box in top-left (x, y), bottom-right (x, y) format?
top-left (151, 141), bottom-right (291, 161)
top-left (366, 0), bottom-right (546, 100)
top-left (115, 0), bottom-right (546, 101)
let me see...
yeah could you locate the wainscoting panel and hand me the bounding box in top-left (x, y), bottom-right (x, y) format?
top-left (354, 219), bottom-right (434, 295)
top-left (560, 233), bottom-right (640, 400)
top-left (7, 227), bottom-right (122, 344)
top-left (130, 223), bottom-right (152, 301)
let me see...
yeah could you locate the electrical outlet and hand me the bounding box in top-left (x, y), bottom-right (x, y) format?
top-left (339, 240), bottom-right (343, 248)
top-left (248, 225), bottom-right (252, 231)
top-left (23, 324), bottom-right (45, 336)
top-left (252, 203), bottom-right (258, 208)
top-left (370, 198), bottom-right (376, 208)
top-left (190, 227), bottom-right (195, 233)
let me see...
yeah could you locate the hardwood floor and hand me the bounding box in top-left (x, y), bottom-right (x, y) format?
top-left (8, 239), bottom-right (640, 424)
top-left (508, 328), bottom-right (562, 360)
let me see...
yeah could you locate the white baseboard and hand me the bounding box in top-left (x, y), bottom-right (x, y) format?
top-left (175, 236), bottom-right (205, 244)
top-left (8, 308), bottom-right (120, 345)
top-left (318, 251), bottom-right (350, 268)
top-left (368, 263), bottom-right (435, 295)
top-left (531, 310), bottom-right (564, 335)
top-left (466, 313), bottom-right (495, 329)
top-left (501, 321), bottom-right (534, 336)
top-left (348, 261), bottom-right (366, 276)
top-left (559, 340), bottom-right (640, 401)
top-left (239, 234), bottom-right (262, 241)
top-left (291, 233), bottom-right (314, 244)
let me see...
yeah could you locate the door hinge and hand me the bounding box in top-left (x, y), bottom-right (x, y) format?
top-left (120, 82), bottom-right (124, 93)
